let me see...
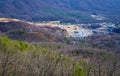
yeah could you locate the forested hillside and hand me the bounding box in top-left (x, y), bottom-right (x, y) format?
top-left (0, 0), bottom-right (120, 23)
top-left (0, 35), bottom-right (120, 76)
top-left (0, 0), bottom-right (120, 76)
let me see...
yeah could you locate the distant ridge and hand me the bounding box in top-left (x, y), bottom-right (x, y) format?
top-left (0, 0), bottom-right (120, 23)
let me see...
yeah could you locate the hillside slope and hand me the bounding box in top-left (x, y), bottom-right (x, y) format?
top-left (0, 0), bottom-right (120, 23)
top-left (0, 18), bottom-right (66, 42)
